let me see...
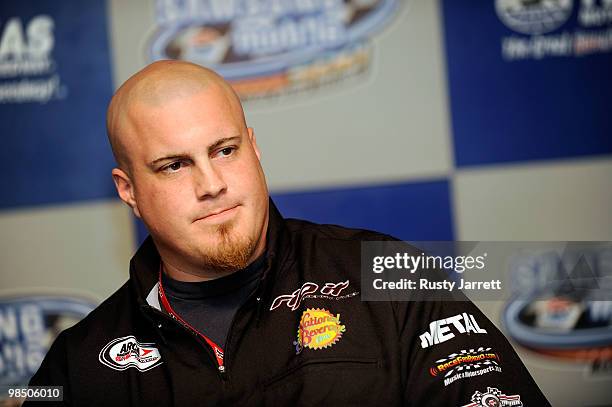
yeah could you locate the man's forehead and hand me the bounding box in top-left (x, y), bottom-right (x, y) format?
top-left (123, 68), bottom-right (221, 107)
top-left (107, 60), bottom-right (246, 167)
top-left (123, 95), bottom-right (245, 152)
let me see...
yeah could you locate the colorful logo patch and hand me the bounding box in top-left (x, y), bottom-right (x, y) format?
top-left (462, 387), bottom-right (522, 407)
top-left (429, 347), bottom-right (502, 387)
top-left (99, 336), bottom-right (162, 372)
top-left (296, 308), bottom-right (345, 352)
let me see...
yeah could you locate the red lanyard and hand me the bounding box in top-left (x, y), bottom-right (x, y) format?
top-left (158, 269), bottom-right (224, 367)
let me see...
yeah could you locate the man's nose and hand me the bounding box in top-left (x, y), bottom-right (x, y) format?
top-left (193, 162), bottom-right (227, 199)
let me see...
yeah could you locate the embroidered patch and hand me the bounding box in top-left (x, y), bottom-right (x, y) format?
top-left (99, 335), bottom-right (163, 372)
top-left (430, 347), bottom-right (502, 387)
top-left (270, 280), bottom-right (358, 311)
top-left (296, 308), bottom-right (346, 352)
top-left (461, 387), bottom-right (522, 407)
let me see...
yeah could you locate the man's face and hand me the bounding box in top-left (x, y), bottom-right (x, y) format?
top-left (117, 84), bottom-right (268, 275)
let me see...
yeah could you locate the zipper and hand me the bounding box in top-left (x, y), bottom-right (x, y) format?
top-left (150, 252), bottom-right (274, 380)
top-left (221, 252), bottom-right (274, 378)
top-left (157, 269), bottom-right (228, 373)
top-left (142, 305), bottom-right (225, 379)
top-left (220, 281), bottom-right (264, 379)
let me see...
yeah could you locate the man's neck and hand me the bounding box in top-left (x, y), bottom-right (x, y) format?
top-left (160, 239), bottom-right (267, 282)
top-left (161, 260), bottom-right (236, 282)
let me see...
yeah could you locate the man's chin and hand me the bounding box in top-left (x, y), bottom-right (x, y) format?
top-left (196, 229), bottom-right (256, 272)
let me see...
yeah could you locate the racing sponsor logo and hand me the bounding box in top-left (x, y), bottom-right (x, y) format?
top-left (0, 294), bottom-right (96, 386)
top-left (429, 347), bottom-right (502, 387)
top-left (295, 308), bottom-right (346, 353)
top-left (462, 387), bottom-right (523, 407)
top-left (99, 336), bottom-right (162, 372)
top-left (495, 0), bottom-right (573, 35)
top-left (498, 1), bottom-right (612, 60)
top-left (419, 312), bottom-right (487, 349)
top-left (270, 280), bottom-right (358, 311)
top-left (503, 247), bottom-right (612, 371)
top-left (149, 0), bottom-right (400, 101)
top-left (0, 14), bottom-right (67, 104)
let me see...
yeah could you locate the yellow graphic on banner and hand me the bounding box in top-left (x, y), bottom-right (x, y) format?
top-left (297, 308), bottom-right (346, 350)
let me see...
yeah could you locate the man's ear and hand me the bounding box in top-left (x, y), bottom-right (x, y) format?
top-left (112, 168), bottom-right (141, 218)
top-left (247, 127), bottom-right (261, 161)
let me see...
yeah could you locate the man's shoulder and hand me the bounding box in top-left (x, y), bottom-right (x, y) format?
top-left (58, 281), bottom-right (134, 344)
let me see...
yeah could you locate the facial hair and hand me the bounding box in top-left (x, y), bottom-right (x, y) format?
top-left (199, 219), bottom-right (258, 272)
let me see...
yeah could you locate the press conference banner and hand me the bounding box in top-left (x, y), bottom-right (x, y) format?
top-left (0, 1), bottom-right (115, 209)
top-left (442, 0), bottom-right (612, 167)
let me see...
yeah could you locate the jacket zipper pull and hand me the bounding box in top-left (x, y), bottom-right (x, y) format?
top-left (218, 364), bottom-right (229, 382)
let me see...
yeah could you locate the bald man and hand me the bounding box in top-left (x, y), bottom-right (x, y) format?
top-left (107, 61), bottom-right (268, 281)
top-left (26, 61), bottom-right (550, 406)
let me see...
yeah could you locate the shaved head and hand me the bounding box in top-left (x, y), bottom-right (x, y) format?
top-left (106, 60), bottom-right (245, 172)
top-left (107, 59), bottom-right (268, 281)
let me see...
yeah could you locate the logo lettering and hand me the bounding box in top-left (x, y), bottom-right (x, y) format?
top-left (270, 280), bottom-right (352, 311)
top-left (419, 313), bottom-right (487, 349)
top-left (295, 308), bottom-right (346, 353)
top-left (99, 336), bottom-right (162, 372)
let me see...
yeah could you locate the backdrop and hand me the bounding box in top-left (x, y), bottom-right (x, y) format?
top-left (1, 1), bottom-right (611, 405)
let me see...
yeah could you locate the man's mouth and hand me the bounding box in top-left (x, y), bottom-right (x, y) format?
top-left (194, 205), bottom-right (239, 223)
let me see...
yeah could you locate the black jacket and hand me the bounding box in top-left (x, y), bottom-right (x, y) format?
top-left (28, 201), bottom-right (550, 406)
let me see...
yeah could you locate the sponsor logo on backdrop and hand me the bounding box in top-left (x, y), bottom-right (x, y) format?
top-left (294, 308), bottom-right (345, 354)
top-left (270, 280), bottom-right (358, 311)
top-left (99, 336), bottom-right (163, 372)
top-left (462, 387), bottom-right (522, 407)
top-left (0, 295), bottom-right (96, 386)
top-left (0, 15), bottom-right (67, 103)
top-left (149, 0), bottom-right (400, 101)
top-left (503, 246), bottom-right (612, 375)
top-left (497, 0), bottom-right (612, 60)
top-left (495, 0), bottom-right (573, 35)
top-left (419, 312), bottom-right (487, 349)
top-left (429, 347), bottom-right (502, 387)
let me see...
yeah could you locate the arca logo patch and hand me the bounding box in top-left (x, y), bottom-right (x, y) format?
top-left (99, 336), bottom-right (162, 372)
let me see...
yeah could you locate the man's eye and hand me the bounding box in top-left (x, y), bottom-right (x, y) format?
top-left (162, 162), bottom-right (183, 173)
top-left (217, 147), bottom-right (235, 157)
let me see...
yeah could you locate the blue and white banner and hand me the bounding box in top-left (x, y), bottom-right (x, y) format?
top-left (0, 1), bottom-right (115, 208)
top-left (442, 0), bottom-right (612, 167)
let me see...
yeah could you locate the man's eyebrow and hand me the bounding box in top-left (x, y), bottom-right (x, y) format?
top-left (208, 136), bottom-right (241, 153)
top-left (147, 136), bottom-right (242, 168)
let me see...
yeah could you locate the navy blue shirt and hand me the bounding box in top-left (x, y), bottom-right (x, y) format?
top-left (161, 254), bottom-right (266, 348)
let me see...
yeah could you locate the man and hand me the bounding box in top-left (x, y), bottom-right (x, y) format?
top-left (27, 61), bottom-right (550, 406)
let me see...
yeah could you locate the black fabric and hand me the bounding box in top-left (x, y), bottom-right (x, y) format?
top-left (161, 254), bottom-right (266, 348)
top-left (25, 199), bottom-right (551, 406)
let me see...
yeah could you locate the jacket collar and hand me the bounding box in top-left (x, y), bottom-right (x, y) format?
top-left (129, 198), bottom-right (294, 311)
